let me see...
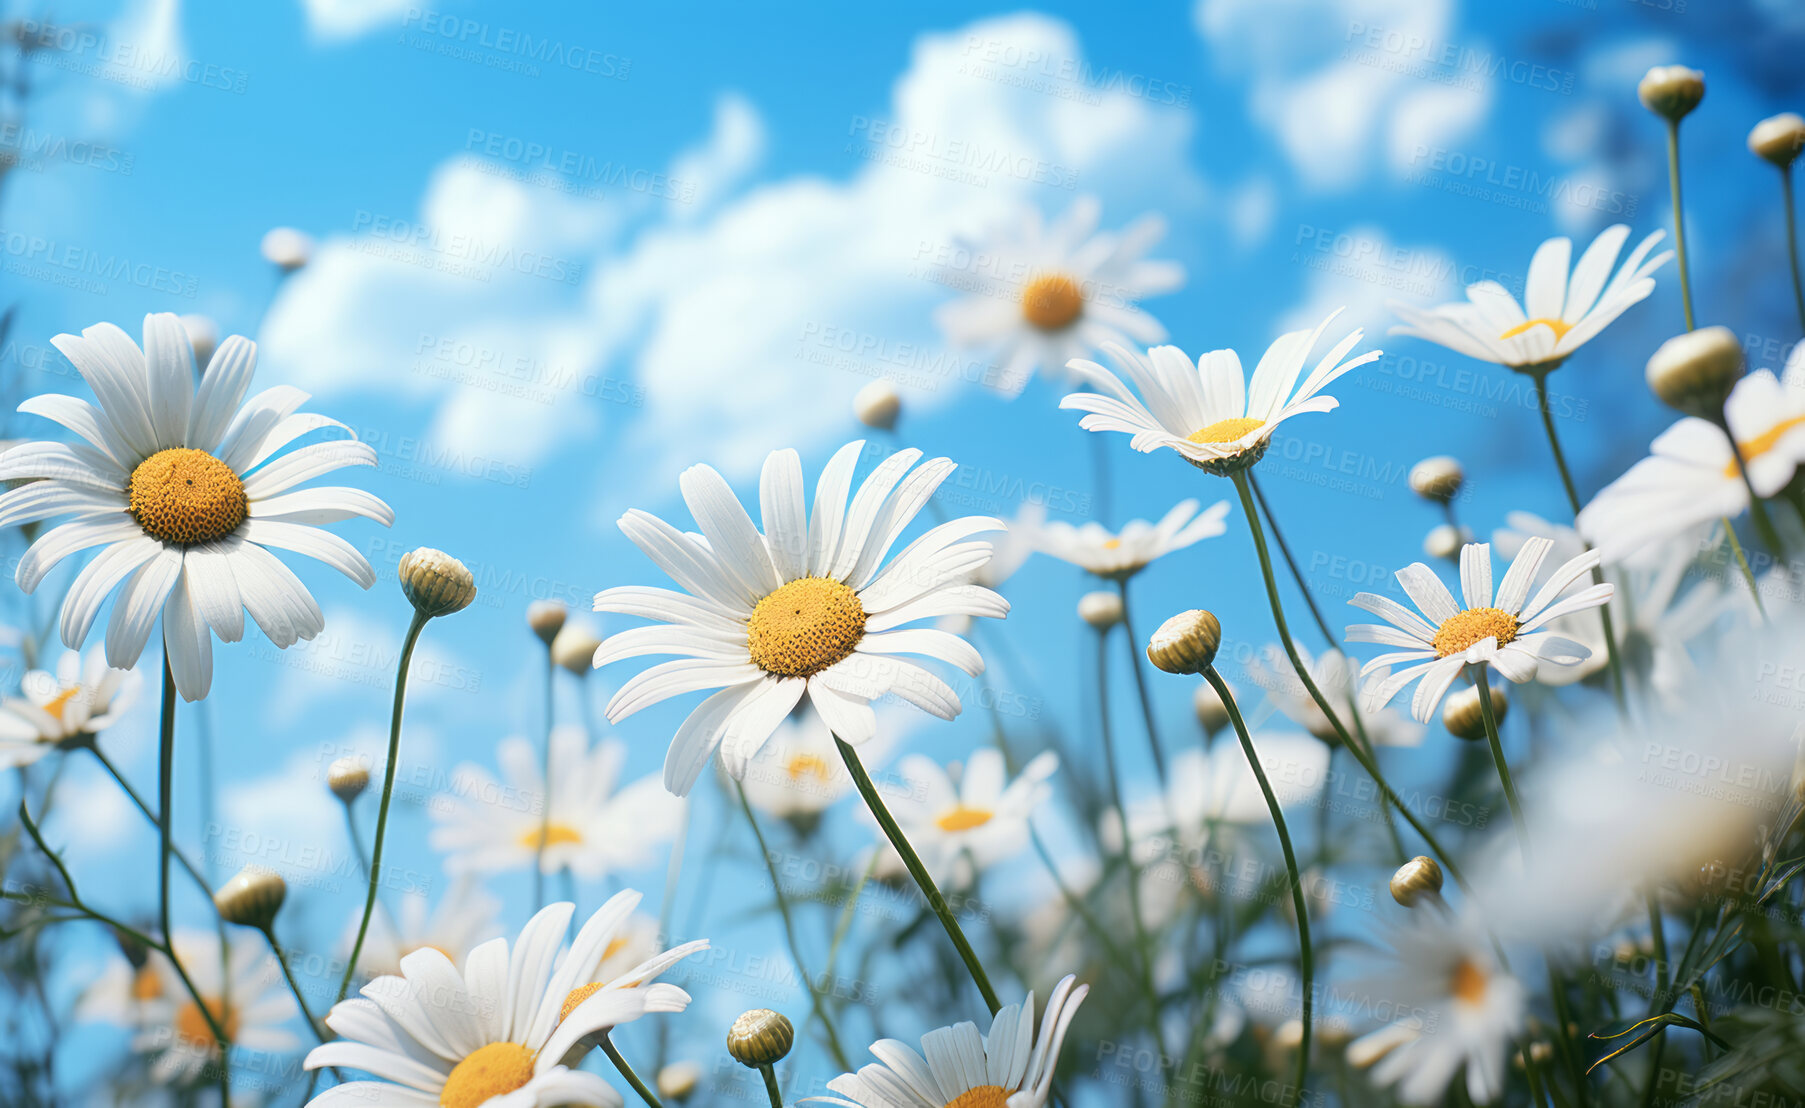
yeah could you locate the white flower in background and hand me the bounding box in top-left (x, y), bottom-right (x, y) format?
top-left (1347, 911), bottom-right (1524, 1105)
top-left (1033, 498), bottom-right (1231, 580)
top-left (935, 196), bottom-right (1183, 397)
top-left (940, 500), bottom-right (1044, 637)
top-left (1347, 540), bottom-right (1609, 723)
top-left (0, 648), bottom-right (141, 769)
top-left (305, 895), bottom-right (705, 1108)
top-left (594, 441), bottom-right (1007, 796)
top-left (877, 748), bottom-right (1058, 884)
top-left (1060, 310), bottom-right (1380, 475)
top-left (1578, 351), bottom-right (1805, 563)
top-left (134, 930), bottom-right (300, 1085)
top-left (430, 726), bottom-right (681, 879)
top-left (1244, 642), bottom-right (1424, 747)
top-left (739, 706), bottom-right (903, 825)
top-left (346, 875), bottom-right (503, 980)
top-left (811, 975), bottom-right (1088, 1108)
top-left (0, 313), bottom-right (392, 700)
top-left (1389, 225), bottom-right (1670, 370)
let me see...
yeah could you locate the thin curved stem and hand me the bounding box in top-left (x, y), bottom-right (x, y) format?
top-left (336, 608), bottom-right (429, 1007)
top-left (601, 1035), bottom-right (663, 1108)
top-left (1473, 666), bottom-right (1528, 858)
top-left (1722, 518), bottom-right (1769, 620)
top-left (834, 737), bottom-right (1002, 1014)
top-left (1783, 164), bottom-right (1805, 334)
top-left (1206, 667), bottom-right (1311, 1097)
top-left (1718, 413), bottom-right (1788, 560)
top-left (534, 649), bottom-right (554, 910)
top-left (87, 744), bottom-right (214, 907)
top-left (259, 926), bottom-right (329, 1045)
top-left (1094, 626), bottom-right (1162, 1019)
top-left (758, 1063), bottom-right (785, 1108)
top-left (1666, 118), bottom-right (1695, 331)
top-left (1116, 577), bottom-right (1169, 792)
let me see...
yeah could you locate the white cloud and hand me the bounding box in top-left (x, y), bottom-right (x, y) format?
top-left (300, 0), bottom-right (414, 41)
top-left (1282, 223), bottom-right (1460, 337)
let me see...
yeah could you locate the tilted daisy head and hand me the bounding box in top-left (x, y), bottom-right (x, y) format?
top-left (1346, 539), bottom-right (1610, 723)
top-left (879, 748), bottom-right (1059, 884)
top-left (0, 648), bottom-right (139, 768)
top-left (1032, 497), bottom-right (1230, 580)
top-left (0, 313), bottom-right (393, 701)
top-left (807, 974), bottom-right (1088, 1108)
top-left (1388, 225), bottom-right (1671, 373)
top-left (1059, 308), bottom-right (1379, 476)
top-left (594, 441), bottom-right (1008, 797)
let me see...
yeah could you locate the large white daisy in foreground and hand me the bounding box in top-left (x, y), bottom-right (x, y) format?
top-left (305, 894), bottom-right (705, 1108)
top-left (1388, 225), bottom-right (1670, 370)
top-left (0, 648), bottom-right (140, 770)
top-left (0, 313), bottom-right (392, 700)
top-left (1032, 498), bottom-right (1230, 580)
top-left (1059, 310), bottom-right (1380, 475)
top-left (1347, 540), bottom-right (1609, 723)
top-left (935, 196), bottom-right (1182, 397)
top-left (808, 974), bottom-right (1088, 1108)
top-left (594, 441), bottom-right (1006, 796)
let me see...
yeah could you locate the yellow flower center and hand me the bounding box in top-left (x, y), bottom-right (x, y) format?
top-left (441, 1042), bottom-right (536, 1108)
top-left (402, 942), bottom-right (457, 963)
top-left (1432, 607), bottom-right (1519, 658)
top-left (746, 577), bottom-right (866, 678)
top-left (1498, 317), bottom-right (1574, 342)
top-left (127, 448), bottom-right (247, 546)
top-left (131, 966), bottom-right (164, 1001)
top-left (559, 982), bottom-right (604, 1024)
top-left (41, 686), bottom-right (82, 723)
top-left (786, 753), bottom-right (833, 783)
top-left (946, 1087), bottom-right (1011, 1108)
top-left (174, 997), bottom-right (236, 1049)
top-left (1723, 414), bottom-right (1805, 478)
top-left (1451, 958), bottom-right (1489, 1005)
top-left (1102, 538), bottom-right (1123, 550)
top-left (1186, 417), bottom-right (1265, 446)
top-left (935, 805), bottom-right (995, 832)
top-left (518, 822), bottom-right (584, 849)
top-left (1020, 273), bottom-right (1084, 332)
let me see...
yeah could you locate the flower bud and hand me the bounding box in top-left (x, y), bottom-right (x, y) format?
top-left (1146, 610), bottom-right (1221, 675)
top-left (552, 622), bottom-right (603, 675)
top-left (1638, 65), bottom-right (1704, 122)
top-left (1408, 456), bottom-right (1463, 504)
top-left (398, 548), bottom-right (476, 618)
top-left (657, 1062), bottom-right (701, 1101)
top-left (1193, 681), bottom-right (1232, 734)
top-left (527, 600), bottom-right (568, 646)
top-left (1442, 682), bottom-right (1508, 741)
top-left (261, 226), bottom-right (314, 272)
top-left (327, 755), bottom-right (370, 802)
top-left (1389, 856), bottom-right (1444, 908)
top-left (181, 315), bottom-right (219, 371)
top-left (727, 1008), bottom-right (794, 1068)
top-left (853, 379), bottom-right (902, 431)
top-left (1077, 590), bottom-right (1123, 630)
top-left (214, 865), bottom-right (287, 930)
top-left (1646, 326), bottom-right (1743, 416)
top-left (1750, 113), bottom-right (1805, 168)
top-left (1423, 524), bottom-right (1467, 561)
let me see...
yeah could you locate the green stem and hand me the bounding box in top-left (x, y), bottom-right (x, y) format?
top-left (1666, 118), bottom-right (1695, 331)
top-left (1206, 667), bottom-right (1312, 1096)
top-left (758, 1063), bottom-right (785, 1108)
top-left (259, 925), bottom-right (328, 1045)
top-left (1783, 164), bottom-right (1805, 334)
top-left (335, 608), bottom-right (429, 1007)
top-left (86, 744), bottom-right (214, 908)
top-left (1473, 666), bottom-right (1528, 858)
top-left (1094, 626), bottom-right (1162, 1020)
top-left (1722, 518), bottom-right (1768, 621)
top-left (535, 649), bottom-right (554, 910)
top-left (834, 737), bottom-right (1002, 1014)
top-left (1719, 414), bottom-right (1788, 559)
top-left (1116, 577), bottom-right (1169, 792)
top-left (601, 1035), bottom-right (663, 1108)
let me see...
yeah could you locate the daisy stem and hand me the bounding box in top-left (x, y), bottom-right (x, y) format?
top-left (86, 743), bottom-right (217, 908)
top-left (1229, 472), bottom-right (1471, 890)
top-left (257, 924), bottom-right (328, 1045)
top-left (335, 608), bottom-right (429, 1009)
top-left (1721, 517), bottom-right (1769, 620)
top-left (757, 1062), bottom-right (785, 1108)
top-left (1526, 367), bottom-right (1629, 714)
top-left (833, 737), bottom-right (1003, 1015)
top-left (734, 781), bottom-right (853, 1072)
top-left (1094, 626), bottom-right (1164, 1022)
top-left (1204, 667), bottom-right (1312, 1098)
top-left (1783, 164), bottom-right (1805, 334)
top-left (1666, 118), bottom-right (1696, 332)
top-left (1718, 414), bottom-right (1789, 561)
top-left (601, 1034), bottom-right (663, 1108)
top-left (535, 647), bottom-right (555, 911)
top-left (1472, 666), bottom-right (1528, 859)
top-left (1116, 577), bottom-right (1169, 791)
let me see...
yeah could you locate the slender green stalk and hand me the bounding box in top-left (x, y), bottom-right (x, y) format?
top-left (1206, 667), bottom-right (1312, 1094)
top-left (335, 608), bottom-right (429, 1007)
top-left (734, 782), bottom-right (852, 1071)
top-left (601, 1035), bottom-right (663, 1108)
top-left (1783, 164), bottom-right (1805, 334)
top-left (825, 852), bottom-right (878, 983)
top-left (258, 926), bottom-right (329, 1045)
top-left (534, 649), bottom-right (554, 909)
top-left (1093, 626), bottom-right (1162, 1017)
top-left (87, 744), bottom-right (215, 904)
top-left (1666, 118), bottom-right (1695, 331)
top-left (1028, 825), bottom-right (1136, 972)
top-left (834, 737), bottom-right (1002, 1014)
top-left (1473, 666), bottom-right (1529, 857)
top-left (1116, 576), bottom-right (1169, 791)
top-left (1719, 416), bottom-right (1788, 559)
top-left (757, 1063), bottom-right (785, 1108)
top-left (1722, 519), bottom-right (1768, 620)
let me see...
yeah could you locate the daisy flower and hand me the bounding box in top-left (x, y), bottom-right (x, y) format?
top-left (593, 441), bottom-right (1007, 796)
top-left (1244, 642), bottom-right (1424, 748)
top-left (1032, 498), bottom-right (1231, 580)
top-left (305, 894), bottom-right (706, 1108)
top-left (346, 875), bottom-right (503, 980)
top-left (1578, 351), bottom-right (1805, 563)
top-left (135, 930), bottom-right (300, 1085)
top-left (739, 705), bottom-right (904, 830)
top-left (0, 313), bottom-right (392, 700)
top-left (809, 974), bottom-right (1088, 1108)
top-left (1388, 225), bottom-right (1671, 371)
top-left (0, 647), bottom-right (141, 770)
top-left (1347, 540), bottom-right (1609, 724)
top-left (875, 748), bottom-right (1058, 885)
top-left (429, 726), bottom-right (681, 880)
top-left (935, 196), bottom-right (1183, 397)
top-left (1059, 310), bottom-right (1380, 476)
top-left (1347, 911), bottom-right (1524, 1105)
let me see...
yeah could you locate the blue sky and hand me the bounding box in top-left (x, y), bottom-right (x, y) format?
top-left (7, 0), bottom-right (1805, 1101)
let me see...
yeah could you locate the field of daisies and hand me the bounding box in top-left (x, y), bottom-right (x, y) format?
top-left (5, 7), bottom-right (1805, 1108)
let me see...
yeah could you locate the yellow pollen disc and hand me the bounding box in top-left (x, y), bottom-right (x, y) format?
top-left (603, 936), bottom-right (630, 962)
top-left (946, 1086), bottom-right (1011, 1108)
top-left (1186, 417), bottom-right (1265, 446)
top-left (1020, 273), bottom-right (1084, 331)
top-left (935, 805), bottom-right (994, 833)
top-left (41, 686), bottom-right (81, 723)
top-left (127, 448), bottom-right (246, 546)
top-left (174, 997), bottom-right (236, 1048)
top-left (1724, 414), bottom-right (1805, 478)
top-left (786, 753), bottom-right (833, 782)
top-left (1432, 607), bottom-right (1519, 658)
top-left (518, 822), bottom-right (584, 849)
top-left (1498, 317), bottom-right (1574, 342)
top-left (746, 577), bottom-right (867, 678)
top-left (1450, 958), bottom-right (1489, 1004)
top-left (441, 1042), bottom-right (535, 1108)
top-left (559, 982), bottom-right (604, 1024)
top-left (1102, 538), bottom-right (1123, 550)
top-left (130, 966), bottom-right (164, 1002)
